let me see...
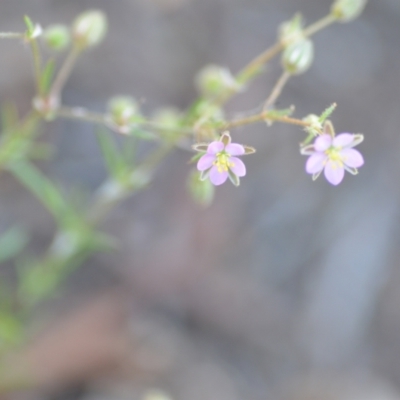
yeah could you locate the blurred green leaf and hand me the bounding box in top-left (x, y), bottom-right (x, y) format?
top-left (1, 102), bottom-right (19, 133)
top-left (23, 15), bottom-right (35, 36)
top-left (0, 311), bottom-right (23, 350)
top-left (39, 59), bottom-right (55, 95)
top-left (319, 103), bottom-right (337, 123)
top-left (8, 161), bottom-right (79, 228)
top-left (96, 128), bottom-right (125, 178)
top-left (0, 226), bottom-right (28, 264)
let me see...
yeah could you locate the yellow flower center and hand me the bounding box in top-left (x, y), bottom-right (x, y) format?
top-left (214, 151), bottom-right (234, 173)
top-left (326, 148), bottom-right (344, 168)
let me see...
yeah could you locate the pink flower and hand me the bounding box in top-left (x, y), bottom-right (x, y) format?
top-left (301, 132), bottom-right (364, 185)
top-left (193, 132), bottom-right (255, 186)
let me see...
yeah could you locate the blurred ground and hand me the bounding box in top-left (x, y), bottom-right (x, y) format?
top-left (1, 0), bottom-right (400, 399)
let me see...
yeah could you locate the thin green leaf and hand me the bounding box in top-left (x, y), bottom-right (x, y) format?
top-left (95, 128), bottom-right (124, 178)
top-left (39, 59), bottom-right (55, 95)
top-left (8, 161), bottom-right (77, 227)
top-left (1, 102), bottom-right (19, 132)
top-left (319, 103), bottom-right (337, 123)
top-left (23, 15), bottom-right (35, 36)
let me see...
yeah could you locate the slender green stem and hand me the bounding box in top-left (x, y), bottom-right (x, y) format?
top-left (28, 39), bottom-right (43, 95)
top-left (0, 32), bottom-right (24, 39)
top-left (236, 42), bottom-right (284, 84)
top-left (303, 14), bottom-right (337, 38)
top-left (221, 111), bottom-right (313, 131)
top-left (56, 106), bottom-right (107, 125)
top-left (263, 71), bottom-right (291, 111)
top-left (49, 47), bottom-right (81, 99)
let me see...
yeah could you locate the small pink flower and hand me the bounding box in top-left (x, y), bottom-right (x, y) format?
top-left (193, 132), bottom-right (255, 186)
top-left (301, 132), bottom-right (364, 185)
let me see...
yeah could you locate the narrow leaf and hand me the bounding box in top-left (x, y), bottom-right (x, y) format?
top-left (39, 59), bottom-right (55, 95)
top-left (8, 161), bottom-right (77, 227)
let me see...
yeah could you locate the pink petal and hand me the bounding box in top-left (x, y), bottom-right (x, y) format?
top-left (225, 143), bottom-right (245, 156)
top-left (207, 141), bottom-right (224, 154)
top-left (333, 133), bottom-right (355, 148)
top-left (197, 154), bottom-right (215, 171)
top-left (314, 134), bottom-right (332, 151)
top-left (341, 148), bottom-right (364, 168)
top-left (209, 166), bottom-right (228, 186)
top-left (229, 157), bottom-right (246, 177)
top-left (324, 160), bottom-right (345, 185)
top-left (306, 153), bottom-right (327, 174)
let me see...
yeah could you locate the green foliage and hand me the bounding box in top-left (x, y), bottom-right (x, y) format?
top-left (0, 226), bottom-right (28, 264)
top-left (39, 59), bottom-right (55, 95)
top-left (8, 161), bottom-right (80, 228)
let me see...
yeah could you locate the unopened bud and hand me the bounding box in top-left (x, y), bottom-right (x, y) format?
top-left (43, 24), bottom-right (70, 51)
top-left (331, 0), bottom-right (368, 22)
top-left (282, 39), bottom-right (314, 75)
top-left (303, 114), bottom-right (323, 136)
top-left (196, 65), bottom-right (242, 98)
top-left (72, 10), bottom-right (107, 49)
top-left (153, 108), bottom-right (181, 129)
top-left (278, 13), bottom-right (304, 47)
top-left (107, 96), bottom-right (141, 134)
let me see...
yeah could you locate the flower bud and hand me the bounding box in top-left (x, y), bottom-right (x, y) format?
top-left (331, 0), bottom-right (368, 22)
top-left (43, 24), bottom-right (70, 51)
top-left (187, 169), bottom-right (215, 207)
top-left (303, 114), bottom-right (323, 136)
top-left (72, 10), bottom-right (107, 49)
top-left (153, 108), bottom-right (181, 130)
top-left (278, 13), bottom-right (304, 47)
top-left (107, 96), bottom-right (141, 134)
top-left (153, 108), bottom-right (182, 140)
top-left (195, 65), bottom-right (242, 98)
top-left (282, 39), bottom-right (314, 75)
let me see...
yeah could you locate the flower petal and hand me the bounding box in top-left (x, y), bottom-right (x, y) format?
top-left (197, 154), bottom-right (215, 171)
top-left (333, 133), bottom-right (355, 148)
top-left (324, 160), bottom-right (345, 185)
top-left (306, 153), bottom-right (327, 174)
top-left (341, 148), bottom-right (364, 168)
top-left (229, 157), bottom-right (246, 177)
top-left (314, 134), bottom-right (332, 151)
top-left (207, 141), bottom-right (224, 154)
top-left (209, 166), bottom-right (228, 186)
top-left (225, 143), bottom-right (245, 156)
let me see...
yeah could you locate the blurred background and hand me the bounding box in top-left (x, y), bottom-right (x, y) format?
top-left (1, 0), bottom-right (400, 399)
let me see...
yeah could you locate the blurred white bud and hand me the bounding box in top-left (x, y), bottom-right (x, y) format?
top-left (72, 10), bottom-right (107, 49)
top-left (331, 0), bottom-right (368, 22)
top-left (282, 39), bottom-right (314, 75)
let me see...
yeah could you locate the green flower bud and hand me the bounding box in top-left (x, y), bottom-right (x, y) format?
top-left (187, 169), bottom-right (215, 207)
top-left (153, 108), bottom-right (182, 140)
top-left (282, 39), bottom-right (314, 75)
top-left (72, 10), bottom-right (107, 49)
top-left (196, 65), bottom-right (242, 98)
top-left (43, 24), bottom-right (70, 51)
top-left (331, 0), bottom-right (368, 22)
top-left (153, 108), bottom-right (181, 129)
top-left (107, 96), bottom-right (141, 134)
top-left (278, 13), bottom-right (305, 47)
